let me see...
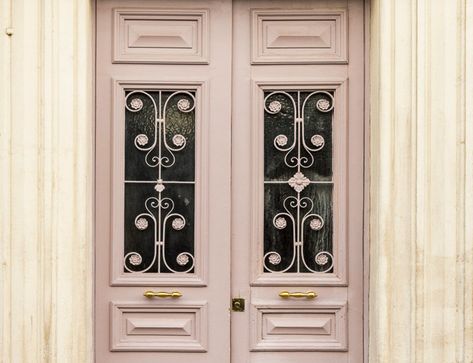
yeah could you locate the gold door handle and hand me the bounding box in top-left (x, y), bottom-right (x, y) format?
top-left (143, 290), bottom-right (182, 298)
top-left (279, 291), bottom-right (317, 299)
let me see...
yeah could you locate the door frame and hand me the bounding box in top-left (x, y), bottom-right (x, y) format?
top-left (363, 1), bottom-right (371, 361)
top-left (92, 0), bottom-right (371, 361)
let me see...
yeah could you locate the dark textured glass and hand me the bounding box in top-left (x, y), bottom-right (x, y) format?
top-left (263, 90), bottom-right (334, 274)
top-left (125, 91), bottom-right (195, 182)
top-left (300, 184), bottom-right (333, 273)
top-left (264, 93), bottom-right (296, 182)
top-left (263, 184), bottom-right (333, 273)
top-left (264, 91), bottom-right (333, 182)
top-left (123, 90), bottom-right (196, 274)
top-left (125, 92), bottom-right (158, 181)
top-left (124, 183), bottom-right (195, 273)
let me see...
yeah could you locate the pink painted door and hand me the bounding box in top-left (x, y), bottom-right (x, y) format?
top-left (95, 1), bottom-right (365, 362)
top-left (231, 1), bottom-right (365, 362)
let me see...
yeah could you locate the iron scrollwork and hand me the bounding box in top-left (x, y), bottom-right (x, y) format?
top-left (263, 90), bottom-right (334, 273)
top-left (124, 90), bottom-right (196, 274)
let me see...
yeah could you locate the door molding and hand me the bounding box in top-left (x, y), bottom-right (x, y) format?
top-left (249, 79), bottom-right (350, 287)
top-left (109, 79), bottom-right (209, 287)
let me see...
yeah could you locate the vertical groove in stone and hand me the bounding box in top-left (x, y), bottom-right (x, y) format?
top-left (460, 1), bottom-right (473, 361)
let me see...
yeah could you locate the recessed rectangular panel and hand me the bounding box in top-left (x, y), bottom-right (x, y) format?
top-left (251, 10), bottom-right (347, 64)
top-left (265, 315), bottom-right (332, 335)
top-left (111, 302), bottom-right (208, 351)
top-left (114, 9), bottom-right (209, 64)
top-left (126, 21), bottom-right (196, 49)
top-left (265, 21), bottom-right (333, 49)
top-left (251, 302), bottom-right (347, 351)
top-left (126, 316), bottom-right (193, 336)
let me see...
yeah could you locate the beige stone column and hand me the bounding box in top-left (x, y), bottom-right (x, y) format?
top-left (0, 0), bottom-right (94, 362)
top-left (369, 0), bottom-right (473, 362)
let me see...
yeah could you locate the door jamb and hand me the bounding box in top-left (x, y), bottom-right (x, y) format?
top-left (363, 1), bottom-right (371, 362)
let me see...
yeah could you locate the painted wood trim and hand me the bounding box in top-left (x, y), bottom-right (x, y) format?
top-left (250, 300), bottom-right (348, 351)
top-left (110, 301), bottom-right (208, 351)
top-left (112, 8), bottom-right (210, 64)
top-left (249, 79), bottom-right (349, 286)
top-left (110, 79), bottom-right (209, 286)
top-left (250, 9), bottom-right (348, 64)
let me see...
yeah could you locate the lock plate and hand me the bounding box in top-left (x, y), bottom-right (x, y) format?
top-left (231, 298), bottom-right (245, 312)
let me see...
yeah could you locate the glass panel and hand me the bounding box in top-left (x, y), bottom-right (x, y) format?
top-left (123, 90), bottom-right (196, 274)
top-left (264, 91), bottom-right (333, 182)
top-left (125, 91), bottom-right (195, 181)
top-left (263, 90), bottom-right (334, 274)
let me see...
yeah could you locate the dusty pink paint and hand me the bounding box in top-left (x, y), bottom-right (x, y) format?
top-left (95, 0), bottom-right (366, 362)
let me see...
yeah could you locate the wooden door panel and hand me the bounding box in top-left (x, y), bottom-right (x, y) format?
top-left (251, 9), bottom-right (348, 64)
top-left (231, 1), bottom-right (365, 362)
top-left (96, 0), bottom-right (365, 362)
top-left (95, 1), bottom-right (232, 362)
top-left (113, 8), bottom-right (209, 64)
top-left (250, 302), bottom-right (347, 351)
top-left (110, 301), bottom-right (208, 351)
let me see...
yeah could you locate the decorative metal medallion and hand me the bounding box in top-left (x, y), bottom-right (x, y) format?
top-left (176, 252), bottom-right (191, 266)
top-left (130, 98), bottom-right (143, 111)
top-left (263, 90), bottom-right (334, 273)
top-left (311, 135), bottom-right (325, 148)
top-left (309, 216), bottom-right (324, 231)
top-left (135, 217), bottom-right (149, 231)
top-left (177, 98), bottom-right (191, 111)
top-left (315, 252), bottom-right (332, 267)
top-left (288, 172), bottom-right (310, 192)
top-left (274, 217), bottom-right (287, 230)
top-left (154, 179), bottom-right (165, 193)
top-left (128, 253), bottom-right (142, 266)
top-left (268, 253), bottom-right (282, 265)
top-left (275, 134), bottom-right (288, 147)
top-left (123, 90), bottom-right (196, 274)
top-left (268, 100), bottom-right (282, 113)
top-left (316, 98), bottom-right (332, 112)
top-left (171, 217), bottom-right (185, 230)
top-left (172, 134), bottom-right (186, 147)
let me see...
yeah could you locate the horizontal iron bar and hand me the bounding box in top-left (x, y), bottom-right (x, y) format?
top-left (124, 180), bottom-right (195, 184)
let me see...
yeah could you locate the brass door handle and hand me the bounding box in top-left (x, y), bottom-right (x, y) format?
top-left (279, 291), bottom-right (317, 299)
top-left (144, 290), bottom-right (182, 298)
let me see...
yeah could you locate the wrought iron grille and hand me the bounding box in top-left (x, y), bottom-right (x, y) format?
top-left (123, 90), bottom-right (196, 274)
top-left (263, 90), bottom-right (334, 273)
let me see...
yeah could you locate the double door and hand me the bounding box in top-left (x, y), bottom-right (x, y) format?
top-left (95, 1), bottom-right (365, 362)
